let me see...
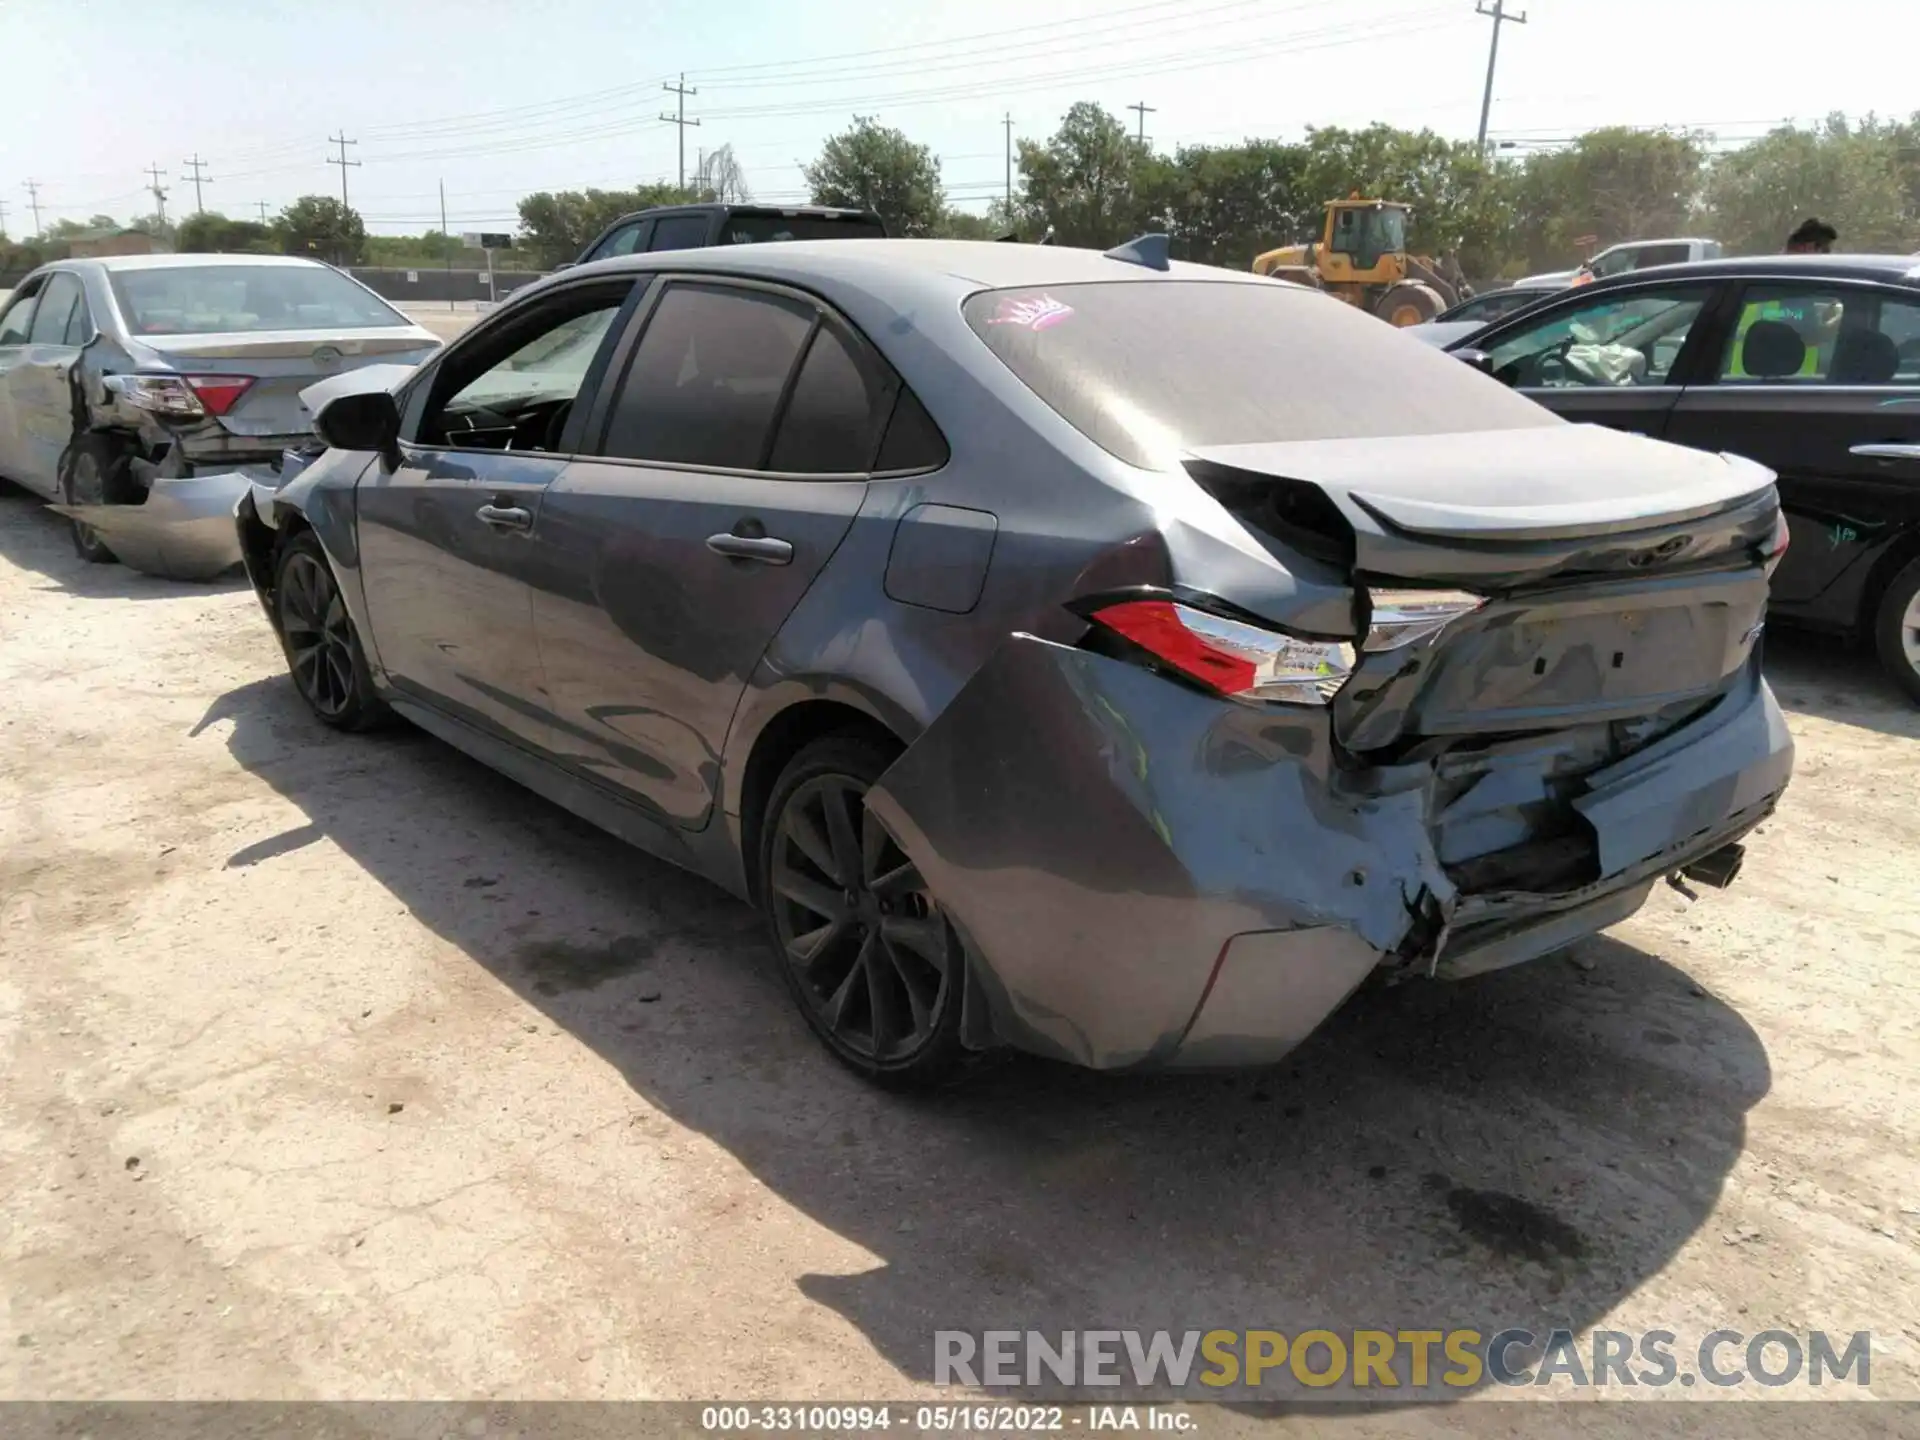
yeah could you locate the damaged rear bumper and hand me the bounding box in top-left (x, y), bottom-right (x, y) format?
top-left (864, 635), bottom-right (1791, 1072)
top-left (50, 468), bottom-right (261, 581)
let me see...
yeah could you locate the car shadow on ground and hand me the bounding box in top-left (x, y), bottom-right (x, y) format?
top-left (0, 483), bottom-right (248, 598)
top-left (199, 672), bottom-right (1777, 1404)
top-left (1762, 630), bottom-right (1919, 740)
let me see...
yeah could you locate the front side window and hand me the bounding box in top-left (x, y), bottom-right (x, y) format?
top-left (422, 289), bottom-right (630, 450)
top-left (1718, 286), bottom-right (1919, 385)
top-left (601, 283), bottom-right (814, 468)
top-left (110, 264), bottom-right (407, 335)
top-left (0, 279), bottom-right (42, 346)
top-left (963, 279), bottom-right (1552, 471)
top-left (588, 221), bottom-right (649, 262)
top-left (1484, 286), bottom-right (1712, 388)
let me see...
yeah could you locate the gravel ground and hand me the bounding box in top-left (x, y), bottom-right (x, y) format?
top-left (0, 482), bottom-right (1916, 1422)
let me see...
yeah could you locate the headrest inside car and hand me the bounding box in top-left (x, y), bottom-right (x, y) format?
top-left (1741, 319), bottom-right (1807, 378)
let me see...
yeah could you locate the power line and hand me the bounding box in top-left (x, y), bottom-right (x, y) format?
top-left (1127, 101), bottom-right (1157, 147)
top-left (1475, 0), bottom-right (1527, 154)
top-left (182, 153), bottom-right (213, 214)
top-left (661, 73), bottom-right (701, 190)
top-left (327, 132), bottom-right (361, 208)
top-left (144, 164), bottom-right (169, 225)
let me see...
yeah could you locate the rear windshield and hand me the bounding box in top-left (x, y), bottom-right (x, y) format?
top-left (109, 264), bottom-right (407, 336)
top-left (962, 280), bottom-right (1553, 469)
top-left (720, 213), bottom-right (885, 245)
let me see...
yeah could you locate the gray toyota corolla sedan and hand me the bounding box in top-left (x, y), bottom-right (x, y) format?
top-left (235, 237), bottom-right (1794, 1085)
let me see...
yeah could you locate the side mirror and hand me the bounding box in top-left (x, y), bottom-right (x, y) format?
top-left (316, 389), bottom-right (401, 461)
top-left (1453, 347), bottom-right (1501, 380)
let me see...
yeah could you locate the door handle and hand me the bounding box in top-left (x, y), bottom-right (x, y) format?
top-left (1850, 442), bottom-right (1920, 462)
top-left (476, 503), bottom-right (533, 532)
top-left (705, 532), bottom-right (794, 564)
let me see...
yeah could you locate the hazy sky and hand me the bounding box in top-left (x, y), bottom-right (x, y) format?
top-left (5, 0), bottom-right (1914, 236)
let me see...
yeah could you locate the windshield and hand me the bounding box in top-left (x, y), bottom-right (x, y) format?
top-left (1329, 206), bottom-right (1407, 267)
top-left (109, 264), bottom-right (407, 335)
top-left (720, 213), bottom-right (886, 244)
top-left (962, 280), bottom-right (1552, 470)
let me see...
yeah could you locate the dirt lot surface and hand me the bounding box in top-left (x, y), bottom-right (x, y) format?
top-left (1, 483), bottom-right (1916, 1424)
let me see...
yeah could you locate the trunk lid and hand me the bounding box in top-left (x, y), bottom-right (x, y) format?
top-left (139, 329), bottom-right (440, 439)
top-left (1183, 425), bottom-right (1780, 755)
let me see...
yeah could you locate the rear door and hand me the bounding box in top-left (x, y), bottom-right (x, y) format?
top-left (646, 214), bottom-right (714, 252)
top-left (9, 271), bottom-right (92, 492)
top-left (356, 277), bottom-right (641, 755)
top-left (1664, 279), bottom-right (1920, 622)
top-left (531, 277), bottom-right (893, 825)
top-left (1477, 280), bottom-right (1726, 437)
top-left (0, 276), bottom-right (48, 492)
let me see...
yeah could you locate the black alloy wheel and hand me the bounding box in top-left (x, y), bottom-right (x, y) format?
top-left (273, 532), bottom-right (391, 731)
top-left (762, 737), bottom-right (964, 1085)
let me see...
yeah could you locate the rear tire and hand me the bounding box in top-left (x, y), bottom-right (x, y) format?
top-left (1872, 556), bottom-right (1920, 705)
top-left (272, 530), bottom-right (394, 731)
top-left (1376, 281), bottom-right (1445, 327)
top-left (60, 434), bottom-right (130, 565)
top-left (757, 735), bottom-right (967, 1088)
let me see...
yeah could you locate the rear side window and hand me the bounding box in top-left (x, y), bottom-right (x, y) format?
top-left (721, 214), bottom-right (887, 244)
top-left (1633, 244), bottom-right (1692, 269)
top-left (963, 280), bottom-right (1552, 469)
top-left (648, 215), bottom-right (711, 252)
top-left (601, 283), bottom-right (814, 468)
top-left (875, 388), bottom-right (948, 472)
top-left (28, 273), bottom-right (82, 345)
top-left (766, 324), bottom-right (890, 473)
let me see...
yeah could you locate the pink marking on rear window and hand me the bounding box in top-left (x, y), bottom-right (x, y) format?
top-left (987, 294), bottom-right (1074, 331)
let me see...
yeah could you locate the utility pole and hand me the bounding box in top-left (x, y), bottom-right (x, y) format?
top-left (1002, 112), bottom-right (1014, 214)
top-left (182, 153), bottom-right (213, 214)
top-left (256, 200), bottom-right (270, 224)
top-left (23, 179), bottom-right (43, 236)
top-left (1127, 101), bottom-right (1156, 148)
top-left (1475, 1), bottom-right (1527, 155)
top-left (327, 132), bottom-right (361, 208)
top-left (660, 74), bottom-right (700, 191)
top-left (440, 179), bottom-right (453, 314)
top-left (0, 197), bottom-right (9, 238)
top-left (145, 163), bottom-right (170, 225)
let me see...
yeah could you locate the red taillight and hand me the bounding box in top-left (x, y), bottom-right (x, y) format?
top-left (1089, 598), bottom-right (1357, 705)
top-left (1764, 510), bottom-right (1790, 578)
top-left (182, 374), bottom-right (255, 417)
top-left (1095, 599), bottom-right (1258, 693)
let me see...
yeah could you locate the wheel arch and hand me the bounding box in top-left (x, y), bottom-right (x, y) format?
top-left (733, 694), bottom-right (909, 905)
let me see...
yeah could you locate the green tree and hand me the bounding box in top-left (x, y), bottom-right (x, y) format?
top-left (1507, 127), bottom-right (1706, 271)
top-left (804, 117), bottom-right (944, 237)
top-left (274, 196), bottom-right (367, 265)
top-left (1158, 140), bottom-right (1310, 267)
top-left (515, 184), bottom-right (700, 268)
top-left (931, 208), bottom-right (1000, 240)
top-left (1703, 115), bottom-right (1914, 255)
top-left (176, 212), bottom-right (274, 254)
top-left (1013, 102), bottom-right (1170, 248)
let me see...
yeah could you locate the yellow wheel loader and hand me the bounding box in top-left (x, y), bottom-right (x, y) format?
top-left (1252, 196), bottom-right (1464, 326)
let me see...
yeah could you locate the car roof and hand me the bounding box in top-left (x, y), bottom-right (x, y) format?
top-left (566, 237), bottom-right (1270, 294)
top-left (1583, 252), bottom-right (1920, 290)
top-left (610, 202), bottom-right (879, 222)
top-left (1596, 237), bottom-right (1718, 250)
top-left (54, 253), bottom-right (342, 274)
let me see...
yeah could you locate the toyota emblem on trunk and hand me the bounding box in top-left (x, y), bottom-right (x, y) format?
top-left (311, 345), bottom-right (343, 369)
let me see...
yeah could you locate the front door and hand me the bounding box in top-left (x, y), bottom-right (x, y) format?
top-left (1664, 280), bottom-right (1920, 621)
top-left (0, 276), bottom-right (50, 493)
top-left (1479, 281), bottom-right (1723, 438)
top-left (532, 279), bottom-right (896, 826)
top-left (356, 279), bottom-right (638, 755)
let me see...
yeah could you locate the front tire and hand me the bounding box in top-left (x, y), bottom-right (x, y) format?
top-left (758, 735), bottom-right (966, 1087)
top-left (1872, 556), bottom-right (1920, 705)
top-left (60, 434), bottom-right (130, 564)
top-left (1376, 281), bottom-right (1445, 327)
top-left (273, 530), bottom-right (393, 731)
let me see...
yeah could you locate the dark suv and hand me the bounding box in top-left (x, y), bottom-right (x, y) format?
top-left (569, 204), bottom-right (886, 268)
